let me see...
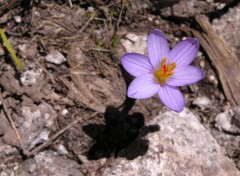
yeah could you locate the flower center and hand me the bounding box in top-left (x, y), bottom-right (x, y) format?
top-left (154, 57), bottom-right (176, 84)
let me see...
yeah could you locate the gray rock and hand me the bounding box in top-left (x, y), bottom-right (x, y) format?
top-left (16, 150), bottom-right (83, 176)
top-left (55, 144), bottom-right (68, 155)
top-left (120, 33), bottom-right (147, 55)
top-left (100, 108), bottom-right (240, 176)
top-left (193, 96), bottom-right (212, 109)
top-left (14, 16), bottom-right (22, 23)
top-left (215, 107), bottom-right (240, 134)
top-left (20, 69), bottom-right (42, 86)
top-left (45, 49), bottom-right (66, 65)
top-left (3, 102), bottom-right (57, 150)
top-left (21, 102), bottom-right (56, 150)
top-left (0, 144), bottom-right (19, 164)
top-left (0, 143), bottom-right (20, 175)
top-left (208, 74), bottom-right (218, 86)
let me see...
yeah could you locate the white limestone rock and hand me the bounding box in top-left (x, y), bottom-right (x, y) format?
top-left (20, 69), bottom-right (42, 86)
top-left (215, 107), bottom-right (240, 134)
top-left (0, 144), bottom-right (20, 175)
top-left (20, 102), bottom-right (56, 150)
top-left (100, 108), bottom-right (240, 176)
top-left (193, 96), bottom-right (212, 109)
top-left (17, 150), bottom-right (84, 176)
top-left (45, 49), bottom-right (66, 65)
top-left (121, 33), bottom-right (147, 55)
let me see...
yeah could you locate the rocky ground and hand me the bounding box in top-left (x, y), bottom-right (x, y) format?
top-left (0, 0), bottom-right (239, 175)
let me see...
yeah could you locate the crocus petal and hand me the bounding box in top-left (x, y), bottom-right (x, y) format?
top-left (121, 53), bottom-right (153, 77)
top-left (169, 38), bottom-right (199, 66)
top-left (166, 66), bottom-right (205, 86)
top-left (127, 73), bottom-right (159, 99)
top-left (147, 29), bottom-right (170, 70)
top-left (158, 85), bottom-right (185, 112)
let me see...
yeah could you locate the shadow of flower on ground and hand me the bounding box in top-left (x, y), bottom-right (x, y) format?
top-left (83, 65), bottom-right (160, 160)
top-left (83, 105), bottom-right (160, 160)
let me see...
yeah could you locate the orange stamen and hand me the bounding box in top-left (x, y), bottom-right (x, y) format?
top-left (161, 65), bottom-right (168, 73)
top-left (154, 57), bottom-right (176, 84)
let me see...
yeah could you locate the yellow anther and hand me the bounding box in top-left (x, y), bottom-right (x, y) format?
top-left (154, 57), bottom-right (176, 84)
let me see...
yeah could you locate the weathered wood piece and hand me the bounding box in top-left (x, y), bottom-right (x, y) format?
top-left (192, 15), bottom-right (240, 106)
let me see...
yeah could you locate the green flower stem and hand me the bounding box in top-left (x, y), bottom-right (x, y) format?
top-left (0, 28), bottom-right (24, 71)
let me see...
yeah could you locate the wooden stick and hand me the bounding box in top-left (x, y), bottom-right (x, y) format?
top-left (117, 0), bottom-right (125, 31)
top-left (78, 11), bottom-right (96, 34)
top-left (0, 94), bottom-right (25, 150)
top-left (192, 15), bottom-right (240, 106)
top-left (68, 0), bottom-right (73, 8)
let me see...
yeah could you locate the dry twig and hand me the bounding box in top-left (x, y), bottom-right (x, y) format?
top-left (78, 11), bottom-right (97, 34)
top-left (68, 0), bottom-right (73, 8)
top-left (117, 0), bottom-right (125, 31)
top-left (192, 15), bottom-right (240, 106)
top-left (24, 112), bottom-right (98, 157)
top-left (0, 94), bottom-right (25, 150)
top-left (35, 58), bottom-right (56, 85)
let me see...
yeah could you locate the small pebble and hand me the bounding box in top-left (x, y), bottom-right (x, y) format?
top-left (219, 92), bottom-right (225, 101)
top-left (61, 109), bottom-right (69, 116)
top-left (78, 154), bottom-right (89, 164)
top-left (20, 69), bottom-right (42, 86)
top-left (208, 75), bottom-right (218, 86)
top-left (13, 164), bottom-right (19, 171)
top-left (174, 37), bottom-right (179, 42)
top-left (29, 164), bottom-right (37, 173)
top-left (34, 11), bottom-right (40, 16)
top-left (200, 60), bottom-right (205, 68)
top-left (216, 3), bottom-right (225, 10)
top-left (14, 16), bottom-right (22, 23)
top-left (56, 144), bottom-right (68, 155)
top-left (121, 33), bottom-right (147, 54)
top-left (88, 7), bottom-right (94, 12)
top-left (54, 105), bottom-right (62, 111)
top-left (197, 51), bottom-right (203, 57)
top-left (148, 17), bottom-right (153, 21)
top-left (154, 19), bottom-right (160, 25)
top-left (28, 62), bottom-right (36, 69)
top-left (45, 49), bottom-right (66, 65)
top-left (193, 96), bottom-right (212, 109)
top-left (215, 111), bottom-right (232, 132)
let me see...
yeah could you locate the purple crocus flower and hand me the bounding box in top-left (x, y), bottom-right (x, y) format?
top-left (121, 29), bottom-right (204, 112)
